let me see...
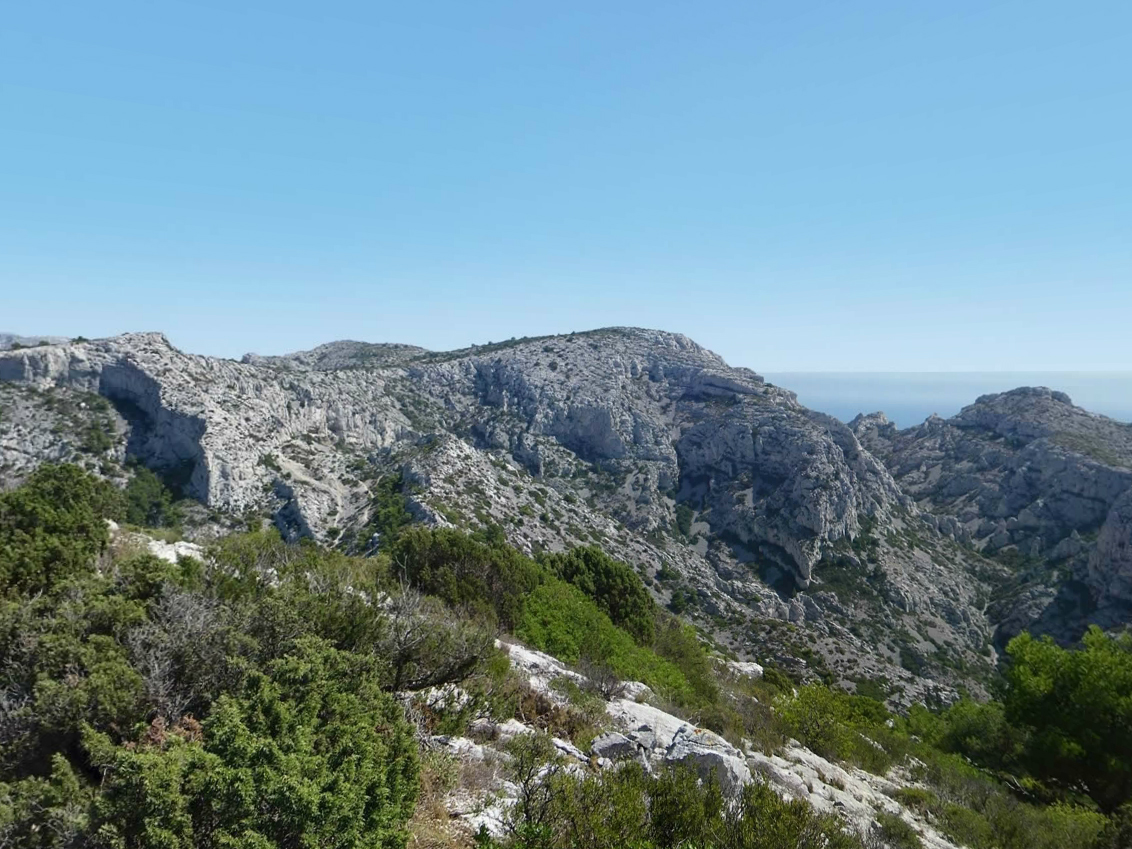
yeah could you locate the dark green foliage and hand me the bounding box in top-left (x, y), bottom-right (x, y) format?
top-left (667, 587), bottom-right (691, 614)
top-left (905, 698), bottom-right (1026, 772)
top-left (759, 664), bottom-right (794, 694)
top-left (1006, 626), bottom-right (1132, 811)
top-left (389, 528), bottom-right (710, 703)
top-left (0, 754), bottom-right (92, 848)
top-left (0, 463), bottom-right (117, 594)
top-left (124, 465), bottom-right (183, 528)
top-left (390, 526), bottom-right (542, 628)
top-left (0, 469), bottom-right (449, 848)
top-left (81, 419), bottom-right (115, 454)
top-left (891, 751), bottom-right (1107, 849)
top-left (368, 473), bottom-right (413, 547)
top-left (539, 546), bottom-right (655, 644)
top-left (0, 553), bottom-right (222, 779)
top-left (90, 639), bottom-right (419, 848)
top-left (673, 503), bottom-right (694, 538)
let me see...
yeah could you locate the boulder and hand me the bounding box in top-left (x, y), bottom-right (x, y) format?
top-left (665, 726), bottom-right (751, 795)
top-left (590, 732), bottom-right (638, 760)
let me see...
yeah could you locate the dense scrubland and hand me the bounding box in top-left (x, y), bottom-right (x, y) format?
top-left (3, 463), bottom-right (1132, 848)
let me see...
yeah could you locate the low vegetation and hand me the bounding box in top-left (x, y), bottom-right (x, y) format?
top-left (3, 463), bottom-right (1132, 848)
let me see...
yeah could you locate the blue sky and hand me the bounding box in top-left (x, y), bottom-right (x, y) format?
top-left (2, 1), bottom-right (1129, 370)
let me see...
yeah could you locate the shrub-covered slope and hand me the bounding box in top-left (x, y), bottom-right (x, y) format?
top-left (2, 464), bottom-right (1129, 849)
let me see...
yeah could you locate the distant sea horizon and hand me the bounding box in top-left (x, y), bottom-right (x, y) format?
top-left (762, 372), bottom-right (1132, 429)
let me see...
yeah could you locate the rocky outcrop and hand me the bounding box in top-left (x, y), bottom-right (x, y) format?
top-left (0, 381), bottom-right (128, 489)
top-left (0, 329), bottom-right (1007, 691)
top-left (450, 642), bottom-right (964, 848)
top-left (854, 388), bottom-right (1132, 558)
top-left (0, 333), bottom-right (68, 350)
top-left (1090, 488), bottom-right (1132, 605)
top-left (854, 388), bottom-right (1132, 641)
top-left (0, 329), bottom-right (904, 586)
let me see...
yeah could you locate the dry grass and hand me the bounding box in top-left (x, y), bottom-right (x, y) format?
top-left (408, 750), bottom-right (476, 849)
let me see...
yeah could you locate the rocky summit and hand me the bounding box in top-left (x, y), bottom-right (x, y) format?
top-left (3, 328), bottom-right (1131, 702)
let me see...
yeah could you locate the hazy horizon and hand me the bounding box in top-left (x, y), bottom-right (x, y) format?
top-left (766, 371), bottom-right (1132, 428)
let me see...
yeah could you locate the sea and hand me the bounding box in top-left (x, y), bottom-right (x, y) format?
top-left (761, 373), bottom-right (1132, 430)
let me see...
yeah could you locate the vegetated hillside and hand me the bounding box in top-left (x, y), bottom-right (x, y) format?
top-left (0, 462), bottom-right (1128, 849)
top-left (853, 388), bottom-right (1132, 646)
top-left (0, 329), bottom-right (1010, 704)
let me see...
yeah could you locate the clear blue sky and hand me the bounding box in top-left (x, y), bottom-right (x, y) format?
top-left (2, 1), bottom-right (1129, 370)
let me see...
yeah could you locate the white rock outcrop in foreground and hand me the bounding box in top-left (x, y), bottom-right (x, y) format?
top-left (437, 642), bottom-right (960, 848)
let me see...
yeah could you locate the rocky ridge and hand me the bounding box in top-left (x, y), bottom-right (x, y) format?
top-left (853, 387), bottom-right (1132, 643)
top-left (9, 329), bottom-right (1120, 701)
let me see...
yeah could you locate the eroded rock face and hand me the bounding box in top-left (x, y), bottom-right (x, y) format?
top-left (854, 388), bottom-right (1132, 639)
top-left (11, 329), bottom-right (1105, 691)
top-left (0, 381), bottom-right (129, 489)
top-left (854, 389), bottom-right (1132, 558)
top-left (0, 329), bottom-right (903, 587)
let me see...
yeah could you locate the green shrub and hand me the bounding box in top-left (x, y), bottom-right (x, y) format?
top-left (0, 464), bottom-right (117, 594)
top-left (673, 504), bottom-right (694, 538)
top-left (652, 614), bottom-right (718, 705)
top-left (367, 472), bottom-right (413, 547)
top-left (124, 466), bottom-right (183, 528)
top-left (516, 579), bottom-right (695, 703)
top-left (939, 803), bottom-right (994, 848)
top-left (891, 786), bottom-right (938, 815)
top-left (539, 546), bottom-right (655, 644)
top-left (488, 760), bottom-right (865, 849)
top-left (90, 639), bottom-right (419, 849)
top-left (1006, 626), bottom-right (1132, 811)
top-left (0, 754), bottom-right (92, 848)
top-left (391, 527), bottom-right (542, 628)
top-left (873, 812), bottom-right (922, 849)
top-left (777, 685), bottom-right (894, 770)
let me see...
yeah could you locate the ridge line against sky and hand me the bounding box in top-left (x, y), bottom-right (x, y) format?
top-left (2, 0), bottom-right (1130, 371)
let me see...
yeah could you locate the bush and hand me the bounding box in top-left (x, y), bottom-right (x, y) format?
top-left (673, 504), bottom-right (694, 538)
top-left (391, 527), bottom-right (542, 628)
top-left (123, 467), bottom-right (183, 529)
top-left (90, 639), bottom-right (419, 849)
top-left (0, 464), bottom-right (116, 594)
top-left (1006, 626), bottom-right (1132, 811)
top-left (651, 614), bottom-right (718, 706)
top-left (872, 812), bottom-right (922, 849)
top-left (0, 754), bottom-right (92, 848)
top-left (516, 579), bottom-right (696, 703)
top-left (539, 546), bottom-right (655, 644)
top-left (777, 685), bottom-right (895, 770)
top-left (367, 472), bottom-right (413, 547)
top-left (486, 760), bottom-right (865, 849)
top-left (905, 698), bottom-right (1026, 772)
